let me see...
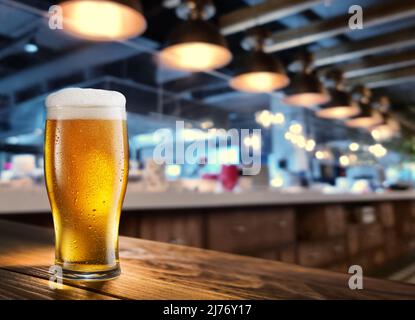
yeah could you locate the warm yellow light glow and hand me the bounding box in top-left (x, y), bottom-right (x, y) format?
top-left (218, 148), bottom-right (239, 164)
top-left (229, 72), bottom-right (289, 93)
top-left (371, 129), bottom-right (381, 140)
top-left (272, 113), bottom-right (285, 125)
top-left (346, 118), bottom-right (377, 128)
top-left (284, 131), bottom-right (292, 141)
top-left (270, 175), bottom-right (284, 188)
top-left (61, 0), bottom-right (147, 41)
top-left (339, 155), bottom-right (350, 167)
top-left (290, 135), bottom-right (299, 145)
top-left (255, 110), bottom-right (272, 127)
top-left (349, 142), bottom-right (360, 152)
top-left (316, 105), bottom-right (360, 120)
top-left (296, 135), bottom-right (306, 148)
top-left (371, 121), bottom-right (399, 141)
top-left (159, 42), bottom-right (232, 72)
top-left (200, 120), bottom-right (214, 129)
top-left (315, 150), bottom-right (331, 160)
top-left (346, 113), bottom-right (382, 129)
top-left (244, 135), bottom-right (261, 150)
top-left (166, 165), bottom-right (181, 177)
top-left (305, 139), bottom-right (316, 152)
top-left (315, 150), bottom-right (325, 160)
top-left (255, 110), bottom-right (285, 127)
top-left (368, 144), bottom-right (387, 158)
top-left (349, 154), bottom-right (358, 163)
top-left (283, 93), bottom-right (330, 108)
top-left (289, 123), bottom-right (303, 134)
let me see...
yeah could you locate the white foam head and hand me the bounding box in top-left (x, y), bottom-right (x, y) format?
top-left (46, 88), bottom-right (126, 120)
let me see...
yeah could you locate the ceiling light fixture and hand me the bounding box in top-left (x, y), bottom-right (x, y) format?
top-left (229, 28), bottom-right (289, 93)
top-left (345, 86), bottom-right (382, 129)
top-left (283, 52), bottom-right (330, 108)
top-left (60, 0), bottom-right (147, 41)
top-left (159, 0), bottom-right (232, 72)
top-left (316, 70), bottom-right (360, 119)
top-left (371, 96), bottom-right (400, 141)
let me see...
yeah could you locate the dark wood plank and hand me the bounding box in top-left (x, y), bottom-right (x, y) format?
top-left (0, 269), bottom-right (115, 300)
top-left (1, 220), bottom-right (415, 300)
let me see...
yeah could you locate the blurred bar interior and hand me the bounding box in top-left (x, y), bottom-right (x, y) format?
top-left (2, 0), bottom-right (415, 285)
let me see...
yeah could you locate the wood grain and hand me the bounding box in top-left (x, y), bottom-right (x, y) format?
top-left (1, 220), bottom-right (415, 300)
top-left (0, 269), bottom-right (115, 300)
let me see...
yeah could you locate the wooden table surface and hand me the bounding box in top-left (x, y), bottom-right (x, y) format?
top-left (1, 220), bottom-right (415, 300)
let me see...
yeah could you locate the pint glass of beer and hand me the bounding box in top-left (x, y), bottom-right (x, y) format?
top-left (44, 88), bottom-right (128, 281)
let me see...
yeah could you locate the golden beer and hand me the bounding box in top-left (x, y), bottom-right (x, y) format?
top-left (44, 88), bottom-right (128, 280)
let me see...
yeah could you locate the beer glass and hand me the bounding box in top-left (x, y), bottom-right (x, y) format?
top-left (44, 88), bottom-right (128, 281)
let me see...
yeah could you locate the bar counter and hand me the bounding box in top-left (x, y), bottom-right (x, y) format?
top-left (2, 186), bottom-right (415, 277)
top-left (1, 186), bottom-right (415, 213)
top-left (1, 220), bottom-right (415, 300)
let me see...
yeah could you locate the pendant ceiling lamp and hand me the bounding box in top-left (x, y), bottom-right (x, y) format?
top-left (60, 0), bottom-right (147, 41)
top-left (229, 29), bottom-right (289, 93)
top-left (316, 70), bottom-right (360, 119)
top-left (372, 113), bottom-right (400, 141)
top-left (345, 86), bottom-right (382, 129)
top-left (283, 52), bottom-right (330, 108)
top-left (159, 0), bottom-right (232, 72)
top-left (371, 96), bottom-right (400, 141)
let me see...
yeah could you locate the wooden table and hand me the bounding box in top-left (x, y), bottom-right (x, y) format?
top-left (1, 220), bottom-right (415, 300)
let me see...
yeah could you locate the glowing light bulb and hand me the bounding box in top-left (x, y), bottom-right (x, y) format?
top-left (230, 72), bottom-right (289, 93)
top-left (271, 175), bottom-right (284, 188)
top-left (349, 142), bottom-right (360, 152)
top-left (315, 151), bottom-right (325, 160)
top-left (255, 110), bottom-right (273, 128)
top-left (272, 112), bottom-right (285, 125)
top-left (160, 42), bottom-right (232, 72)
top-left (284, 132), bottom-right (292, 141)
top-left (61, 0), bottom-right (147, 41)
top-left (339, 155), bottom-right (350, 167)
top-left (305, 139), bottom-right (316, 152)
top-left (289, 123), bottom-right (303, 134)
top-left (244, 135), bottom-right (261, 150)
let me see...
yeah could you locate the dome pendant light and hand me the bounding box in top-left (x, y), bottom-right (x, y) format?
top-left (316, 70), bottom-right (360, 119)
top-left (60, 0), bottom-right (147, 41)
top-left (371, 96), bottom-right (400, 141)
top-left (345, 86), bottom-right (382, 129)
top-left (229, 29), bottom-right (289, 93)
top-left (283, 52), bottom-right (330, 108)
top-left (159, 0), bottom-right (232, 72)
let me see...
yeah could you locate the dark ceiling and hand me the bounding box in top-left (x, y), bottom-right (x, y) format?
top-left (1, 0), bottom-right (415, 145)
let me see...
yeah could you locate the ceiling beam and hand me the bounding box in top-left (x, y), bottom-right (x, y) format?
top-left (219, 0), bottom-right (322, 36)
top-left (346, 66), bottom-right (415, 89)
top-left (264, 1), bottom-right (415, 53)
top-left (340, 50), bottom-right (415, 79)
top-left (314, 27), bottom-right (415, 67)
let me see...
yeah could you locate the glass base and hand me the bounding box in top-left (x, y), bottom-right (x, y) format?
top-left (60, 267), bottom-right (121, 281)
